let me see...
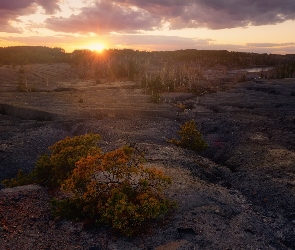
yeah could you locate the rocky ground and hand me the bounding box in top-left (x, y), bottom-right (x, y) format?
top-left (0, 63), bottom-right (295, 249)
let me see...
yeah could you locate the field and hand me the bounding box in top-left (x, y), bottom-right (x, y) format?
top-left (1, 63), bottom-right (295, 249)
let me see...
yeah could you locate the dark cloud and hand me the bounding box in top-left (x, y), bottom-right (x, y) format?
top-left (103, 0), bottom-right (295, 29)
top-left (1, 0), bottom-right (295, 35)
top-left (0, 24), bottom-right (22, 33)
top-left (0, 0), bottom-right (35, 10)
top-left (43, 0), bottom-right (295, 33)
top-left (0, 1), bottom-right (33, 28)
top-left (35, 0), bottom-right (61, 14)
top-left (114, 0), bottom-right (186, 16)
top-left (45, 0), bottom-right (188, 33)
top-left (195, 0), bottom-right (295, 28)
top-left (0, 0), bottom-right (60, 33)
top-left (0, 0), bottom-right (60, 13)
top-left (46, 1), bottom-right (159, 33)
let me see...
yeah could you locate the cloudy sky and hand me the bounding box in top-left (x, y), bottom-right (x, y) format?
top-left (0, 0), bottom-right (295, 54)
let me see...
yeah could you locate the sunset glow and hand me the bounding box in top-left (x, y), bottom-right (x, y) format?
top-left (0, 0), bottom-right (294, 54)
top-left (86, 43), bottom-right (106, 53)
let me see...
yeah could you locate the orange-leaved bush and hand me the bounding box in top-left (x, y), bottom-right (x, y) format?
top-left (54, 146), bottom-right (174, 236)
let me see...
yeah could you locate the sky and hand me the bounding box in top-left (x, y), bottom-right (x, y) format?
top-left (0, 0), bottom-right (295, 54)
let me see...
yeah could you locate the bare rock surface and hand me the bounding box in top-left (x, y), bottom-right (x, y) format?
top-left (1, 64), bottom-right (295, 249)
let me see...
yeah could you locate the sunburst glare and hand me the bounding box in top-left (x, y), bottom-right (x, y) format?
top-left (86, 43), bottom-right (106, 53)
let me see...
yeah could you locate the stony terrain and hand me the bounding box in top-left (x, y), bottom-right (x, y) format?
top-left (0, 63), bottom-right (295, 249)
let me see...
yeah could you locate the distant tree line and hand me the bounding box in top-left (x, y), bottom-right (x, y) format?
top-left (70, 48), bottom-right (295, 96)
top-left (0, 46), bottom-right (70, 65)
top-left (1, 46), bottom-right (295, 88)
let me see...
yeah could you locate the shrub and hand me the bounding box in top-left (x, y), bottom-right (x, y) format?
top-left (239, 74), bottom-right (247, 82)
top-left (150, 92), bottom-right (161, 103)
top-left (31, 86), bottom-right (38, 92)
top-left (2, 134), bottom-right (174, 236)
top-left (1, 170), bottom-right (32, 188)
top-left (55, 146), bottom-right (173, 236)
top-left (16, 83), bottom-right (27, 92)
top-left (168, 120), bottom-right (208, 153)
top-left (34, 133), bottom-right (101, 187)
top-left (18, 66), bottom-right (26, 74)
top-left (2, 133), bottom-right (101, 188)
top-left (174, 102), bottom-right (186, 110)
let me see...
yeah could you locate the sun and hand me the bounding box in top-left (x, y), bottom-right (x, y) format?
top-left (87, 43), bottom-right (106, 53)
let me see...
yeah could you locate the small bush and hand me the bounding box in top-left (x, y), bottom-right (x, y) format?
top-left (150, 92), bottom-right (161, 103)
top-left (17, 83), bottom-right (27, 92)
top-left (1, 170), bottom-right (32, 188)
top-left (18, 66), bottom-right (25, 74)
top-left (31, 86), bottom-right (38, 92)
top-left (174, 102), bottom-right (186, 110)
top-left (2, 133), bottom-right (101, 188)
top-left (34, 133), bottom-right (101, 187)
top-left (239, 74), bottom-right (247, 82)
top-left (168, 120), bottom-right (208, 153)
top-left (55, 146), bottom-right (173, 236)
top-left (2, 134), bottom-right (174, 236)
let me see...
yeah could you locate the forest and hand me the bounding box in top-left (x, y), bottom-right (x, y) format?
top-left (2, 46), bottom-right (295, 67)
top-left (0, 46), bottom-right (69, 65)
top-left (1, 46), bottom-right (295, 95)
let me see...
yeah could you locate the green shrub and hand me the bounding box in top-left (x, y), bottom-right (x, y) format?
top-left (55, 146), bottom-right (174, 236)
top-left (2, 133), bottom-right (101, 188)
top-left (1, 170), bottom-right (32, 188)
top-left (34, 133), bottom-right (101, 187)
top-left (168, 120), bottom-right (208, 153)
